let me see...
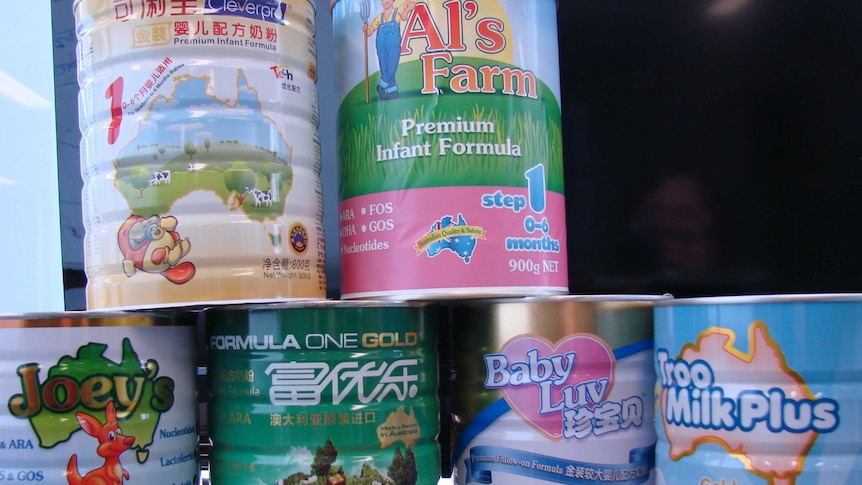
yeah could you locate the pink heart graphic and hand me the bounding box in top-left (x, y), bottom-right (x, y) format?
top-left (498, 334), bottom-right (615, 440)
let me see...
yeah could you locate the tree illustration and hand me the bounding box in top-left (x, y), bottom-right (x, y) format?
top-left (402, 447), bottom-right (417, 485)
top-left (224, 161), bottom-right (256, 205)
top-left (360, 463), bottom-right (393, 485)
top-left (387, 447), bottom-right (417, 485)
top-left (388, 447), bottom-right (405, 485)
top-left (204, 138), bottom-right (211, 152)
top-left (129, 166), bottom-right (152, 198)
top-left (280, 472), bottom-right (311, 485)
top-left (311, 438), bottom-right (338, 480)
top-left (184, 141), bottom-right (197, 159)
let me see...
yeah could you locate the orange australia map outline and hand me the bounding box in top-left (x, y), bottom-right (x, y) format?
top-left (656, 321), bottom-right (840, 485)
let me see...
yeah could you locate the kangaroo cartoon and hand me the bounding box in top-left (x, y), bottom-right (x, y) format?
top-left (67, 401), bottom-right (135, 485)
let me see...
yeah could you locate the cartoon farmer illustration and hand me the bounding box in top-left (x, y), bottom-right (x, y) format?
top-left (362, 0), bottom-right (417, 100)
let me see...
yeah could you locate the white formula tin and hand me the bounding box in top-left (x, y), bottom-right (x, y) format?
top-left (75, 0), bottom-right (326, 309)
top-left (0, 312), bottom-right (199, 484)
top-left (449, 296), bottom-right (667, 484)
top-left (654, 294), bottom-right (862, 485)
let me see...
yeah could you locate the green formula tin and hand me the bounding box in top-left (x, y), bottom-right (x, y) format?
top-left (448, 296), bottom-right (668, 485)
top-left (0, 312), bottom-right (199, 485)
top-left (206, 301), bottom-right (441, 484)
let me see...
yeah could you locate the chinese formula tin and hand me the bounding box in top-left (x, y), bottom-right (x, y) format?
top-left (333, 0), bottom-right (568, 299)
top-left (654, 294), bottom-right (862, 485)
top-left (449, 296), bottom-right (666, 484)
top-left (205, 301), bottom-right (441, 484)
top-left (0, 312), bottom-right (198, 484)
top-left (75, 0), bottom-right (326, 309)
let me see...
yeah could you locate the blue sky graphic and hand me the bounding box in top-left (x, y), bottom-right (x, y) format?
top-left (120, 73), bottom-right (290, 163)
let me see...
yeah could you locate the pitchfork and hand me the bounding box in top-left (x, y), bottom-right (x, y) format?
top-left (360, 0), bottom-right (371, 104)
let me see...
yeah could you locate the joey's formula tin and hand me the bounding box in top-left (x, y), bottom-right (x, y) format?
top-left (0, 312), bottom-right (198, 484)
top-left (75, 0), bottom-right (326, 310)
top-left (333, 0), bottom-right (567, 299)
top-left (205, 301), bottom-right (441, 484)
top-left (449, 296), bottom-right (666, 485)
top-left (653, 295), bottom-right (862, 485)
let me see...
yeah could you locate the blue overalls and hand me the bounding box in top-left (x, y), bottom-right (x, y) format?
top-left (376, 7), bottom-right (401, 99)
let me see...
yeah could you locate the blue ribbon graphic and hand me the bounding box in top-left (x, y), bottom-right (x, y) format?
top-left (463, 445), bottom-right (653, 484)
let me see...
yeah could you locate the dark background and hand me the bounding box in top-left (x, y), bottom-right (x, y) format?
top-left (55, 1), bottom-right (861, 302)
top-left (559, 0), bottom-right (861, 297)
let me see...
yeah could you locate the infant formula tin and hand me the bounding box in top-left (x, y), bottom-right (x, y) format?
top-left (205, 301), bottom-right (441, 484)
top-left (333, 0), bottom-right (568, 299)
top-left (654, 294), bottom-right (862, 485)
top-left (75, 0), bottom-right (326, 310)
top-left (449, 295), bottom-right (666, 484)
top-left (0, 312), bottom-right (198, 484)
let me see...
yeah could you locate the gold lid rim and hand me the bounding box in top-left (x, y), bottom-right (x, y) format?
top-left (0, 312), bottom-right (194, 328)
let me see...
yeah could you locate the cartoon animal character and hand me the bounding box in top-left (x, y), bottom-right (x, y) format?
top-left (67, 401), bottom-right (135, 485)
top-left (117, 214), bottom-right (196, 284)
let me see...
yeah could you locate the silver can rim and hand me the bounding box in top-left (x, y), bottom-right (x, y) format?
top-left (445, 294), bottom-right (672, 306)
top-left (654, 293), bottom-right (862, 307)
top-left (0, 310), bottom-right (194, 327)
top-left (203, 298), bottom-right (438, 312)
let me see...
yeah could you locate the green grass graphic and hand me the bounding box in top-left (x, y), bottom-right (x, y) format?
top-left (113, 142), bottom-right (294, 222)
top-left (338, 58), bottom-right (564, 199)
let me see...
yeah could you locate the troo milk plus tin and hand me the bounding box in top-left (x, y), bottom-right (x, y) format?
top-left (654, 295), bottom-right (862, 485)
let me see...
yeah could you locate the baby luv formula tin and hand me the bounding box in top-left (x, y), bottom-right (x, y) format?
top-left (449, 295), bottom-right (667, 485)
top-left (75, 0), bottom-right (326, 310)
top-left (0, 311), bottom-right (199, 484)
top-left (205, 301), bottom-right (441, 484)
top-left (653, 294), bottom-right (862, 485)
top-left (332, 0), bottom-right (568, 299)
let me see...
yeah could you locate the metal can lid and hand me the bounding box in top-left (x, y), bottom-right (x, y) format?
top-left (446, 294), bottom-right (672, 307)
top-left (0, 310), bottom-right (196, 328)
top-left (203, 298), bottom-right (437, 313)
top-left (654, 293), bottom-right (862, 307)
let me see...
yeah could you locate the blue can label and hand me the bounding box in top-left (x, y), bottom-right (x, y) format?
top-left (654, 299), bottom-right (862, 485)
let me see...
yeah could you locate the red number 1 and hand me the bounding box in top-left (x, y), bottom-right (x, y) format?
top-left (105, 77), bottom-right (124, 145)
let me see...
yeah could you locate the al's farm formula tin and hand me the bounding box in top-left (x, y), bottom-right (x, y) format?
top-left (205, 301), bottom-right (441, 484)
top-left (75, 0), bottom-right (326, 309)
top-left (333, 0), bottom-right (567, 299)
top-left (654, 294), bottom-right (862, 485)
top-left (449, 296), bottom-right (666, 484)
top-left (0, 312), bottom-right (198, 484)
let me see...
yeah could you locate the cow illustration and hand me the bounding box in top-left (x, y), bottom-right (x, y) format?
top-left (149, 170), bottom-right (171, 185)
top-left (246, 187), bottom-right (274, 207)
